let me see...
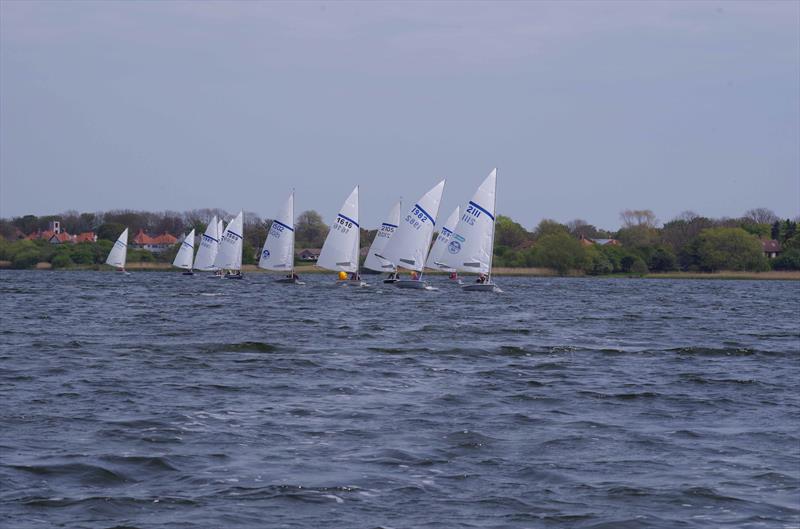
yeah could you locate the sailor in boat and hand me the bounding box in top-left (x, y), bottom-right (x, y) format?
top-left (449, 272), bottom-right (458, 281)
top-left (387, 271), bottom-right (398, 281)
top-left (411, 271), bottom-right (420, 281)
top-left (349, 272), bottom-right (361, 281)
top-left (285, 272), bottom-right (300, 281)
top-left (476, 273), bottom-right (487, 284)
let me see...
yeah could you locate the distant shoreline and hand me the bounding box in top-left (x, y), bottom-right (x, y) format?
top-left (1, 261), bottom-right (798, 280)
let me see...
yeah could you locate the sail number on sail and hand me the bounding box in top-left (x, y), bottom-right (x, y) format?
top-left (269, 220), bottom-right (293, 239)
top-left (334, 214), bottom-right (357, 234)
top-left (463, 201), bottom-right (495, 226)
top-left (376, 223), bottom-right (397, 240)
top-left (223, 230), bottom-right (243, 243)
top-left (405, 204), bottom-right (434, 230)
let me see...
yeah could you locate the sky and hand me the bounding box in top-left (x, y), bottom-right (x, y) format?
top-left (1, 0), bottom-right (798, 230)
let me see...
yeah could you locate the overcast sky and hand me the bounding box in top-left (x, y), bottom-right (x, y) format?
top-left (1, 0), bottom-right (798, 230)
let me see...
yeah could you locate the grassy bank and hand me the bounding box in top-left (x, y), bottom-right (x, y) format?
top-left (3, 262), bottom-right (798, 280)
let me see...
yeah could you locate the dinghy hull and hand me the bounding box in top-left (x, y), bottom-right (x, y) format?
top-left (462, 283), bottom-right (496, 292)
top-left (275, 277), bottom-right (302, 284)
top-left (337, 280), bottom-right (367, 287)
top-left (395, 280), bottom-right (428, 290)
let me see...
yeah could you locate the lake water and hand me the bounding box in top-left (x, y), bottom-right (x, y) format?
top-left (1, 270), bottom-right (798, 528)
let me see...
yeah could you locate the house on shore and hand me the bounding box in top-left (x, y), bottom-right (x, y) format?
top-left (131, 230), bottom-right (178, 253)
top-left (762, 239), bottom-right (782, 259)
top-left (26, 221), bottom-right (97, 244)
top-left (579, 235), bottom-right (621, 247)
top-left (297, 248), bottom-right (321, 261)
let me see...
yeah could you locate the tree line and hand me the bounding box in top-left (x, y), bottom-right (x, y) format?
top-left (0, 207), bottom-right (798, 273)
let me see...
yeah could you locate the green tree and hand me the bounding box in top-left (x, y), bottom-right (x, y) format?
top-left (696, 227), bottom-right (768, 271)
top-left (295, 210), bottom-right (328, 248)
top-left (772, 249), bottom-right (800, 271)
top-left (648, 246), bottom-right (678, 272)
top-left (51, 252), bottom-right (74, 269)
top-left (532, 233), bottom-right (586, 275)
top-left (583, 245), bottom-right (613, 275)
top-left (495, 215), bottom-right (532, 248)
top-left (533, 219), bottom-right (569, 240)
top-left (96, 223), bottom-right (126, 241)
top-left (771, 221), bottom-right (781, 241)
top-left (12, 249), bottom-right (40, 269)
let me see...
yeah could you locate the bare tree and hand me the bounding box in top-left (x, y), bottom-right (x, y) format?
top-left (620, 209), bottom-right (658, 229)
top-left (743, 208), bottom-right (778, 225)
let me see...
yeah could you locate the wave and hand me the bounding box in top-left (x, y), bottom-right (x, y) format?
top-left (9, 462), bottom-right (131, 486)
top-left (201, 341), bottom-right (278, 353)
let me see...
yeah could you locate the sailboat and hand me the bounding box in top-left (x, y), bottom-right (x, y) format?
top-left (172, 228), bottom-right (196, 275)
top-left (425, 206), bottom-right (461, 282)
top-left (215, 211), bottom-right (244, 279)
top-left (379, 180), bottom-right (446, 290)
top-left (258, 192), bottom-right (302, 284)
top-left (212, 218), bottom-right (228, 278)
top-left (105, 227), bottom-right (129, 273)
top-left (363, 199), bottom-right (401, 283)
top-left (317, 186), bottom-right (366, 287)
top-left (439, 168), bottom-right (499, 292)
top-left (194, 215), bottom-right (222, 277)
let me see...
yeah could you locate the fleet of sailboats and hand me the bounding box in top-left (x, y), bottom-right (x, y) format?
top-left (102, 170), bottom-right (500, 292)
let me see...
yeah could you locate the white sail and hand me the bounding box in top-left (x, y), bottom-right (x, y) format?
top-left (380, 180), bottom-right (446, 272)
top-left (172, 229), bottom-right (195, 270)
top-left (194, 215), bottom-right (220, 271)
top-left (439, 168), bottom-right (497, 274)
top-left (259, 192), bottom-right (295, 271)
top-left (105, 227), bottom-right (128, 268)
top-left (425, 206), bottom-right (460, 272)
top-left (364, 199), bottom-right (401, 272)
top-left (214, 211), bottom-right (244, 271)
top-left (217, 219), bottom-right (224, 240)
top-left (317, 186), bottom-right (360, 273)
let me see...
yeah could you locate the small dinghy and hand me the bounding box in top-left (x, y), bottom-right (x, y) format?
top-left (105, 228), bottom-right (129, 274)
top-left (215, 211), bottom-right (245, 280)
top-left (173, 228), bottom-right (196, 276)
top-left (317, 186), bottom-right (368, 287)
top-left (437, 168), bottom-right (501, 292)
top-left (379, 179), bottom-right (446, 291)
top-left (259, 191), bottom-right (304, 285)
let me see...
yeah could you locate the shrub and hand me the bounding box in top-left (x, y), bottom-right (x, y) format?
top-left (772, 249), bottom-right (800, 271)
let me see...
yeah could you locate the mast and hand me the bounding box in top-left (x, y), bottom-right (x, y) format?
top-left (488, 168), bottom-right (497, 283)
top-left (291, 190), bottom-right (295, 278)
top-left (356, 185), bottom-right (360, 279)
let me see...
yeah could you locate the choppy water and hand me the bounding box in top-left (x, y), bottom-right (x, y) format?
top-left (0, 270), bottom-right (798, 529)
